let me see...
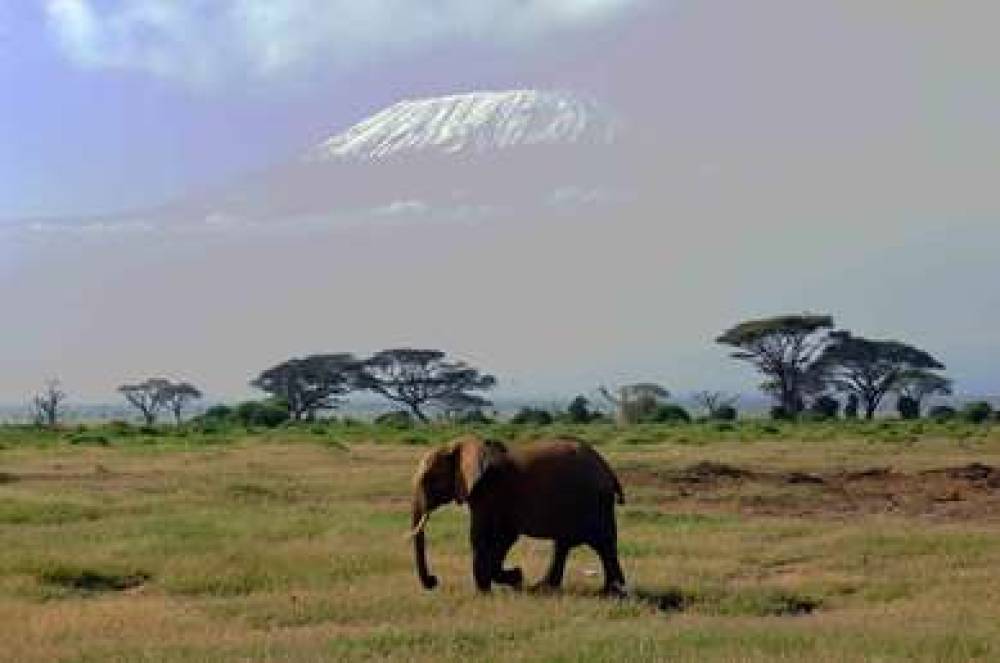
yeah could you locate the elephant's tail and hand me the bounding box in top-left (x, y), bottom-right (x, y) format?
top-left (613, 475), bottom-right (625, 505)
top-left (579, 440), bottom-right (625, 505)
top-left (598, 450), bottom-right (625, 504)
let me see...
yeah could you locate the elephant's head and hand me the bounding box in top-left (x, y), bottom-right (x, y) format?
top-left (408, 435), bottom-right (507, 590)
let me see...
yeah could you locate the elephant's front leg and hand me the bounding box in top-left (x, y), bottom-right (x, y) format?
top-left (470, 517), bottom-right (521, 592)
top-left (492, 530), bottom-right (522, 589)
top-left (470, 515), bottom-right (495, 592)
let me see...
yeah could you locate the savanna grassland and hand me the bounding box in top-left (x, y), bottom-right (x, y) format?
top-left (1, 421), bottom-right (1000, 662)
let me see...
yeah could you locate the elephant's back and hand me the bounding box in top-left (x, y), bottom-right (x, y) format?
top-left (510, 438), bottom-right (621, 539)
top-left (515, 438), bottom-right (614, 480)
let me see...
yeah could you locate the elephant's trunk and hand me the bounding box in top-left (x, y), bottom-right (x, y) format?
top-left (411, 491), bottom-right (438, 590)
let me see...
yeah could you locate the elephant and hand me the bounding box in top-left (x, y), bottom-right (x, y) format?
top-left (409, 434), bottom-right (626, 594)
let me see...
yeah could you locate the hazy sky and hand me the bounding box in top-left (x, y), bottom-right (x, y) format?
top-left (1, 1), bottom-right (999, 405)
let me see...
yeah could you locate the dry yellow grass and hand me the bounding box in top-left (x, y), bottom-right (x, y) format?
top-left (1, 429), bottom-right (999, 662)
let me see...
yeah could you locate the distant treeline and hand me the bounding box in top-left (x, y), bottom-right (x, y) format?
top-left (15, 314), bottom-right (1000, 428)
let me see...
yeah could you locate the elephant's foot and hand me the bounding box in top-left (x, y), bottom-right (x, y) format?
top-left (528, 579), bottom-right (562, 594)
top-left (496, 567), bottom-right (523, 589)
top-left (600, 581), bottom-right (629, 599)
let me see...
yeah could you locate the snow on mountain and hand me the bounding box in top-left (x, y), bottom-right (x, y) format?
top-left (309, 90), bottom-right (621, 162)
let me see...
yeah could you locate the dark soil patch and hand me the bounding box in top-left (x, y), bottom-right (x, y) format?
top-left (632, 587), bottom-right (820, 617)
top-left (680, 461), bottom-right (755, 482)
top-left (39, 568), bottom-right (150, 594)
top-left (621, 462), bottom-right (1000, 520)
top-left (759, 593), bottom-right (821, 616)
top-left (783, 472), bottom-right (825, 485)
top-left (633, 588), bottom-right (691, 613)
top-left (922, 462), bottom-right (999, 484)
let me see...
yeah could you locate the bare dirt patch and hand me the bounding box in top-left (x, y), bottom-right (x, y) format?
top-left (623, 462), bottom-right (1000, 521)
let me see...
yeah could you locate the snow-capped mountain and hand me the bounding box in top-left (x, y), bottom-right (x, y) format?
top-left (180, 89), bottom-right (633, 221)
top-left (12, 90), bottom-right (635, 234)
top-left (309, 90), bottom-right (621, 162)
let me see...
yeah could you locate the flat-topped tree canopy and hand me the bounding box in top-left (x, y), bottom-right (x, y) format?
top-left (251, 353), bottom-right (358, 421)
top-left (118, 378), bottom-right (174, 425)
top-left (716, 314), bottom-right (835, 347)
top-left (716, 314), bottom-right (835, 416)
top-left (817, 331), bottom-right (946, 419)
top-left (895, 369), bottom-right (953, 404)
top-left (358, 348), bottom-right (496, 422)
top-left (161, 381), bottom-right (203, 425)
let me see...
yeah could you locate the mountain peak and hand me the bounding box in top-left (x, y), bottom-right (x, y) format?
top-left (308, 89), bottom-right (621, 162)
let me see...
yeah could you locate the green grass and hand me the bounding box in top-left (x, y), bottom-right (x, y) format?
top-left (0, 421), bottom-right (998, 661)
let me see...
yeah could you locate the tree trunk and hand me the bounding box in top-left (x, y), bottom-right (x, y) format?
top-left (409, 403), bottom-right (429, 423)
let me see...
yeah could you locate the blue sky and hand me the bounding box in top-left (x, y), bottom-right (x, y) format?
top-left (1, 1), bottom-right (999, 404)
top-left (2, 1), bottom-right (644, 218)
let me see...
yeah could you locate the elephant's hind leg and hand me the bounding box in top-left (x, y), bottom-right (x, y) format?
top-left (589, 501), bottom-right (626, 596)
top-left (593, 539), bottom-right (626, 596)
top-left (536, 539), bottom-right (571, 589)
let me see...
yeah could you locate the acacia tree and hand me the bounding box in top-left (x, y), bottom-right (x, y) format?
top-left (119, 378), bottom-right (172, 425)
top-left (437, 392), bottom-right (492, 422)
top-left (251, 354), bottom-right (358, 421)
top-left (893, 369), bottom-right (953, 419)
top-left (599, 383), bottom-right (670, 425)
top-left (692, 391), bottom-right (739, 419)
top-left (716, 314), bottom-right (834, 417)
top-left (815, 332), bottom-right (945, 420)
top-left (162, 382), bottom-right (203, 425)
top-left (357, 349), bottom-right (496, 422)
top-left (32, 379), bottom-right (67, 427)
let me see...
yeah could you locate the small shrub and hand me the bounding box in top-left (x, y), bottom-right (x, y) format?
top-left (809, 396), bottom-right (840, 420)
top-left (201, 405), bottom-right (234, 420)
top-left (770, 406), bottom-right (793, 421)
top-left (962, 401), bottom-right (994, 424)
top-left (897, 396), bottom-right (920, 420)
top-left (928, 405), bottom-right (957, 422)
top-left (195, 420), bottom-right (227, 435)
top-left (105, 420), bottom-right (134, 435)
top-left (646, 404), bottom-right (691, 424)
top-left (453, 410), bottom-right (493, 425)
top-left (566, 396), bottom-right (599, 424)
top-left (510, 407), bottom-right (553, 426)
top-left (67, 432), bottom-right (109, 446)
top-left (710, 405), bottom-right (738, 422)
top-left (375, 410), bottom-right (414, 429)
top-left (235, 400), bottom-right (289, 428)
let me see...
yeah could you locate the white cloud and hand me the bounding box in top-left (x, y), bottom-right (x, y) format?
top-left (371, 200), bottom-right (429, 217)
top-left (26, 219), bottom-right (155, 235)
top-left (44, 0), bottom-right (643, 85)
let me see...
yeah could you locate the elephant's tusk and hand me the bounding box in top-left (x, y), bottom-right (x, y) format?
top-left (405, 512), bottom-right (430, 540)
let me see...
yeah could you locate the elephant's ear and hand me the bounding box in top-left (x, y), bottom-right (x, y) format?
top-left (453, 437), bottom-right (507, 504)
